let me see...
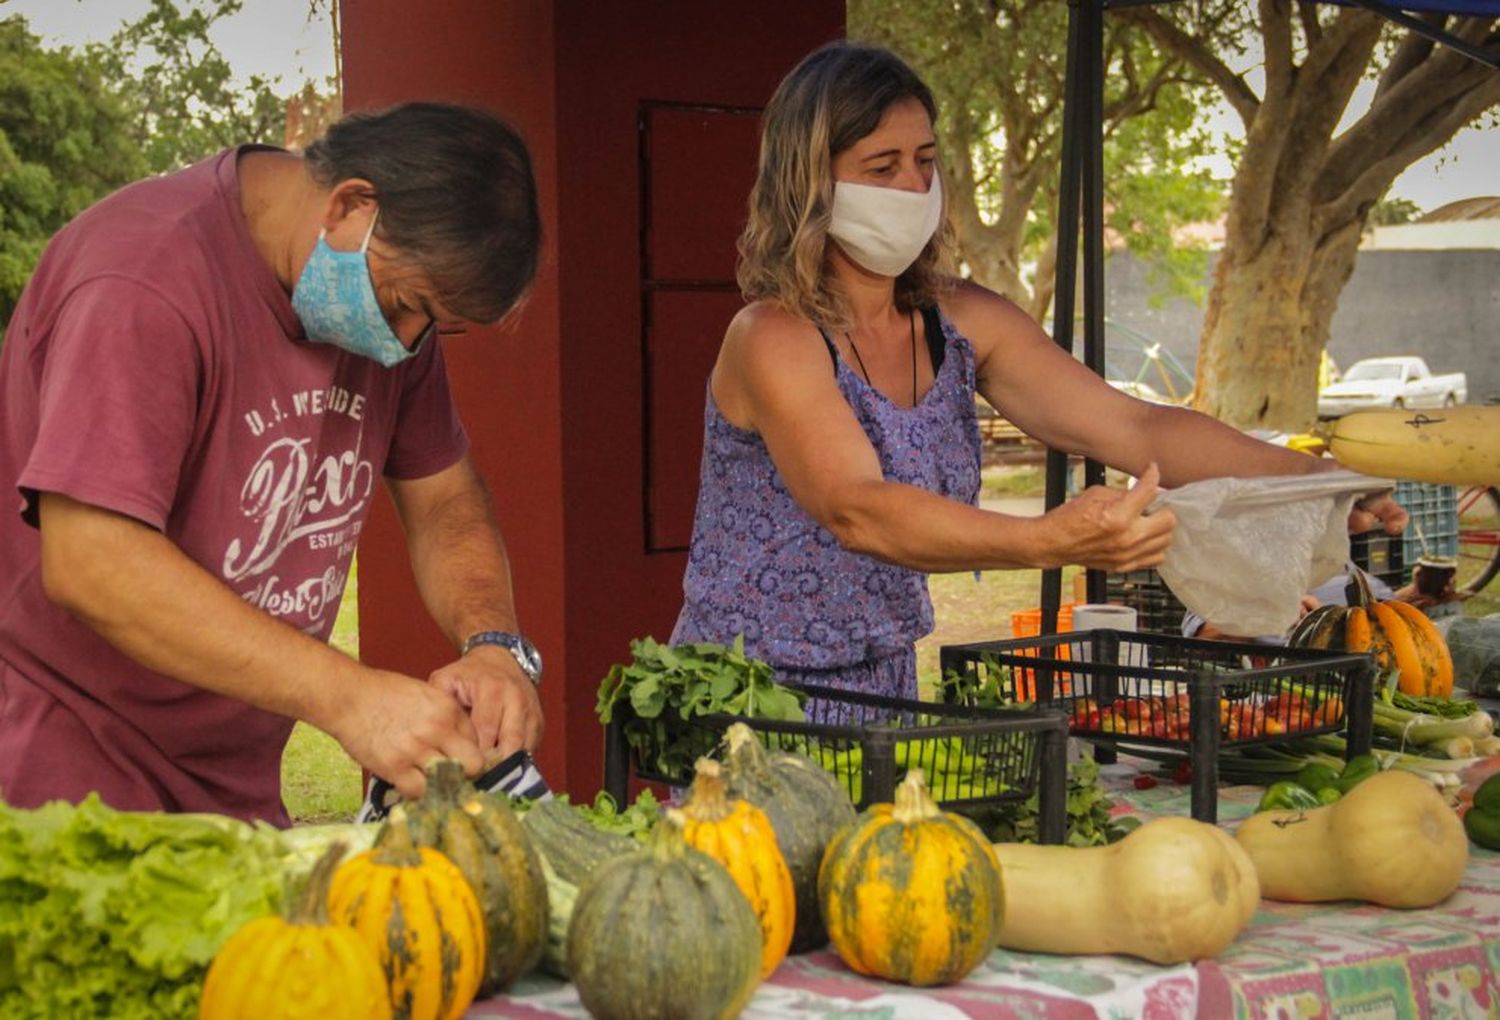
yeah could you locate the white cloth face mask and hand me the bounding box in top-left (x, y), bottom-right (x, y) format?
top-left (828, 176), bottom-right (943, 277)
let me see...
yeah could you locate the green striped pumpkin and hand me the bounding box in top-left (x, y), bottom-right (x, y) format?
top-left (392, 760), bottom-right (549, 995)
top-left (567, 810), bottom-right (763, 1020)
top-left (719, 723), bottom-right (856, 953)
top-left (818, 769), bottom-right (1004, 986)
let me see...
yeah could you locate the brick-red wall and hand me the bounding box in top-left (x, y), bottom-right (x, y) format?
top-left (343, 0), bottom-right (843, 796)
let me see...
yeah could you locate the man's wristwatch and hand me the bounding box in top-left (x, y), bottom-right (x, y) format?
top-left (461, 631), bottom-right (543, 686)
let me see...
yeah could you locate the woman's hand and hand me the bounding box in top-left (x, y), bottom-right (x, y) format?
top-left (1035, 463), bottom-right (1177, 571)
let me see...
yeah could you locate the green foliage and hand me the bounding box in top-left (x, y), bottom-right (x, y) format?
top-left (1369, 197), bottom-right (1422, 226)
top-left (0, 1), bottom-right (298, 334)
top-left (0, 16), bottom-right (147, 325)
top-left (848, 0), bottom-right (1224, 311)
top-left (94, 0), bottom-right (287, 175)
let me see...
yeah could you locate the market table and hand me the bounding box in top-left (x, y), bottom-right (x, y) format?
top-left (465, 759), bottom-right (1500, 1020)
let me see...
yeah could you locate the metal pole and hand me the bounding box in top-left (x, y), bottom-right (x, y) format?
top-left (1043, 0), bottom-right (1088, 636)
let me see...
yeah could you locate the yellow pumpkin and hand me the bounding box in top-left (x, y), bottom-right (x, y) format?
top-left (817, 769), bottom-right (1003, 986)
top-left (1288, 570), bottom-right (1453, 698)
top-left (199, 843), bottom-right (390, 1020)
top-left (679, 756), bottom-right (796, 979)
top-left (328, 808), bottom-right (487, 1020)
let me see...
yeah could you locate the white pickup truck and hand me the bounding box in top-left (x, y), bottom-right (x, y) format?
top-left (1317, 356), bottom-right (1467, 418)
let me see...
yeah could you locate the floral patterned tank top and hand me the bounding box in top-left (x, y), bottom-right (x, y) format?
top-left (671, 306), bottom-right (982, 670)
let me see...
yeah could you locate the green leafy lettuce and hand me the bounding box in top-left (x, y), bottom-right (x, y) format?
top-left (0, 795), bottom-right (291, 1019)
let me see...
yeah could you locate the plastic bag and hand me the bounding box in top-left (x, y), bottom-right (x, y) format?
top-left (1436, 615), bottom-right (1500, 697)
top-left (1148, 469), bottom-right (1393, 637)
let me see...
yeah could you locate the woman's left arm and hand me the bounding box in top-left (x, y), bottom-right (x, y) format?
top-left (947, 282), bottom-right (1405, 533)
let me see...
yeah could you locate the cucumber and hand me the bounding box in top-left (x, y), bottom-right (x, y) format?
top-left (1473, 773), bottom-right (1500, 814)
top-left (1464, 807), bottom-right (1500, 852)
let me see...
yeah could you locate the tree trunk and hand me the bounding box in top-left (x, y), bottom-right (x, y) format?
top-left (1192, 222), bottom-right (1361, 430)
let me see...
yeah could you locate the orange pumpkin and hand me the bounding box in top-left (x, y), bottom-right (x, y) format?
top-left (1288, 570), bottom-right (1453, 698)
top-left (678, 757), bottom-right (796, 979)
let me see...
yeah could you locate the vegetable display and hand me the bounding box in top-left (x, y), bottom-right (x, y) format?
top-left (199, 844), bottom-right (391, 1020)
top-left (566, 811), bottom-right (763, 1020)
top-left (1235, 770), bottom-right (1469, 908)
top-left (719, 722), bottom-right (856, 952)
top-left (394, 760), bottom-right (548, 995)
top-left (818, 770), bottom-right (1004, 987)
top-left (596, 636), bottom-right (805, 778)
top-left (1289, 571), bottom-right (1454, 698)
top-left (993, 816), bottom-right (1260, 964)
top-left (328, 808), bottom-right (488, 1020)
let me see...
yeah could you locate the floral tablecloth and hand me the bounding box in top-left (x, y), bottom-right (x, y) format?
top-left (466, 761), bottom-right (1500, 1020)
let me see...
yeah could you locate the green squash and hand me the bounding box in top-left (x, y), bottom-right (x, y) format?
top-left (720, 722), bottom-right (856, 952)
top-left (519, 798), bottom-right (640, 976)
top-left (567, 810), bottom-right (762, 1020)
top-left (386, 759), bottom-right (549, 996)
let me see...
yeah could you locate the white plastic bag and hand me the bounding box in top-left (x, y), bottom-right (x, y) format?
top-left (1148, 469), bottom-right (1393, 637)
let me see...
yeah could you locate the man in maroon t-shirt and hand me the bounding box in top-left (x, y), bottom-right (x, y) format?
top-left (0, 104), bottom-right (545, 825)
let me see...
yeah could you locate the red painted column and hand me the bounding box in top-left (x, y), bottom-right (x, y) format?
top-left (343, 0), bottom-right (843, 797)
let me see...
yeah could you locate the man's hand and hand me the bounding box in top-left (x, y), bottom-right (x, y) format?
top-left (326, 669), bottom-right (485, 800)
top-left (428, 645), bottom-right (544, 762)
top-left (1350, 491), bottom-right (1407, 535)
top-left (1037, 462), bottom-right (1177, 571)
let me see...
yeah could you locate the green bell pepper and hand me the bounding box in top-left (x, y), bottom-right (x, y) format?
top-left (1468, 774), bottom-right (1500, 851)
top-left (1315, 786), bottom-right (1343, 805)
top-left (1334, 754), bottom-right (1380, 794)
top-left (1257, 781), bottom-right (1322, 813)
top-left (1294, 762), bottom-right (1341, 793)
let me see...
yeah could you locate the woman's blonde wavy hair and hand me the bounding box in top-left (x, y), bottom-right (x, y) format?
top-left (737, 41), bottom-right (956, 332)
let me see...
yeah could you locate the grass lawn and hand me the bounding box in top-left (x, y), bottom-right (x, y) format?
top-left (279, 559), bottom-right (365, 825)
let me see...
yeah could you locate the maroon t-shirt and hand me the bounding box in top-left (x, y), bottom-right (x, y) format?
top-left (0, 147), bottom-right (469, 825)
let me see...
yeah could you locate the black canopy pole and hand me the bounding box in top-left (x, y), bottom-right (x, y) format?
top-left (1040, 0), bottom-right (1092, 637)
top-left (1081, 0), bottom-right (1109, 606)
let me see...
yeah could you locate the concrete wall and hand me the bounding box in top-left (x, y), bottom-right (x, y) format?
top-left (1103, 248), bottom-right (1500, 406)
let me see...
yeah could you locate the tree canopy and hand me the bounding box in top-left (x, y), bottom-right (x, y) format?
top-left (849, 0), bottom-right (1225, 323)
top-left (0, 0), bottom-right (296, 329)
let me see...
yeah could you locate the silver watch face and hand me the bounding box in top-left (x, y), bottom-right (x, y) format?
top-left (513, 637), bottom-right (542, 679)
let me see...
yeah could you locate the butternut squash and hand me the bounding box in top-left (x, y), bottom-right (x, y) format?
top-left (994, 816), bottom-right (1259, 964)
top-left (1235, 769), bottom-right (1468, 908)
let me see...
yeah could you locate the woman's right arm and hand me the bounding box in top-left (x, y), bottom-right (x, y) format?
top-left (715, 304), bottom-right (1173, 573)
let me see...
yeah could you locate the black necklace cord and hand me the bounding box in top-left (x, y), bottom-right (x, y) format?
top-left (845, 309), bottom-right (921, 407)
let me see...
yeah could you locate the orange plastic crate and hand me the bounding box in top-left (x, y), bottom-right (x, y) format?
top-left (1008, 603), bottom-right (1077, 700)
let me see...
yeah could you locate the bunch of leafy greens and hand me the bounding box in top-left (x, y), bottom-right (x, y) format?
top-left (0, 795), bottom-right (291, 1019)
top-left (955, 756), bottom-right (1139, 847)
top-left (596, 636), bottom-right (805, 780)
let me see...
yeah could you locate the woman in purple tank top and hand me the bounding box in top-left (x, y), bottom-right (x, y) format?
top-left (672, 43), bottom-right (1406, 709)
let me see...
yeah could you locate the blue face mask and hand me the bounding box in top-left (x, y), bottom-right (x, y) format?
top-left (291, 212), bottom-right (427, 367)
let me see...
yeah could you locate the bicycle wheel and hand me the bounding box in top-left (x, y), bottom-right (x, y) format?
top-left (1456, 484), bottom-right (1500, 595)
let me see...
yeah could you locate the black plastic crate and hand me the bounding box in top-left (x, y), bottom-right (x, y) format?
top-left (1105, 568), bottom-right (1187, 634)
top-left (938, 630), bottom-right (1375, 822)
top-left (601, 683), bottom-right (1069, 843)
top-left (1350, 531), bottom-right (1406, 590)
